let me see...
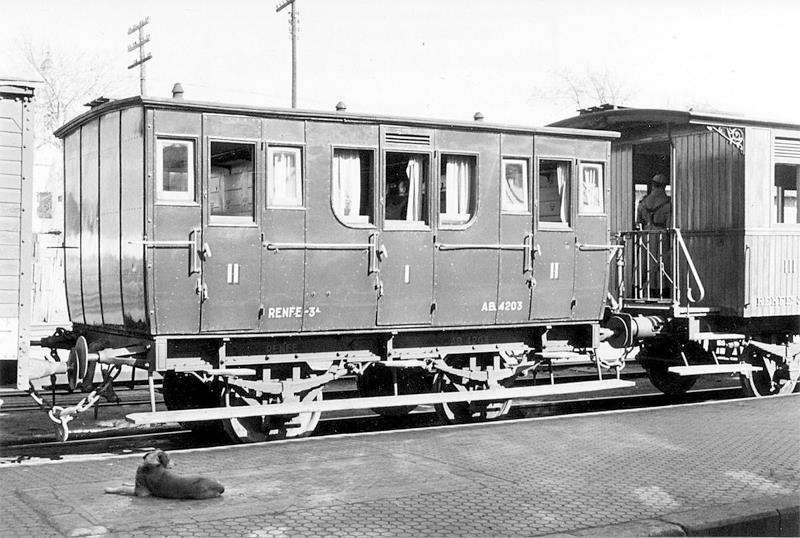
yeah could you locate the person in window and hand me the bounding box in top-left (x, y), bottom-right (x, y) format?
top-left (636, 173), bottom-right (671, 230)
top-left (386, 177), bottom-right (409, 220)
top-left (636, 173), bottom-right (672, 298)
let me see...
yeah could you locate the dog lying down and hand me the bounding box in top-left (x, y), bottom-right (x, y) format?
top-left (105, 449), bottom-right (224, 499)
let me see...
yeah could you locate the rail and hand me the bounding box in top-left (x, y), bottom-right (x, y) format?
top-left (614, 227), bottom-right (705, 307)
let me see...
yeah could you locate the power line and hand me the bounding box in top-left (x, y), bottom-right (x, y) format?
top-left (275, 0), bottom-right (298, 108)
top-left (127, 17), bottom-right (152, 96)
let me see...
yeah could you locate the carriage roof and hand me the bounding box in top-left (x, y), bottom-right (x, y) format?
top-left (54, 95), bottom-right (619, 140)
top-left (549, 105), bottom-right (800, 132)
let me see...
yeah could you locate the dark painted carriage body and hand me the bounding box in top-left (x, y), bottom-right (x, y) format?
top-left (54, 96), bottom-right (616, 373)
top-left (553, 107), bottom-right (799, 333)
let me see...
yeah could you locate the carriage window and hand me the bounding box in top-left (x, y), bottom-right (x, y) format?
top-left (333, 149), bottom-right (374, 225)
top-left (579, 163), bottom-right (604, 214)
top-left (774, 163), bottom-right (799, 224)
top-left (156, 139), bottom-right (194, 202)
top-left (439, 154), bottom-right (476, 225)
top-left (538, 159), bottom-right (571, 226)
top-left (385, 151), bottom-right (429, 225)
top-left (502, 158), bottom-right (529, 213)
top-left (209, 141), bottom-right (255, 220)
top-left (268, 147), bottom-right (303, 207)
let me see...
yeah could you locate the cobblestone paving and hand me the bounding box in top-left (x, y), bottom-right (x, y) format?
top-left (0, 395), bottom-right (798, 537)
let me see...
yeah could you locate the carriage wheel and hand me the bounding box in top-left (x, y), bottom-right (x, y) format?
top-left (739, 344), bottom-right (800, 397)
top-left (639, 339), bottom-right (709, 396)
top-left (645, 364), bottom-right (697, 396)
top-left (356, 363), bottom-right (429, 417)
top-left (432, 356), bottom-right (513, 424)
top-left (221, 385), bottom-right (322, 443)
top-left (162, 371), bottom-right (225, 436)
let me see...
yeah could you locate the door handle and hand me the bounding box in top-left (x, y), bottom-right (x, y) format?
top-left (523, 234), bottom-right (532, 273)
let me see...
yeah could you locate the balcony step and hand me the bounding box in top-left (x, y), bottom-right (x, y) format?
top-left (127, 379), bottom-right (635, 425)
top-left (690, 332), bottom-right (745, 342)
top-left (668, 364), bottom-right (761, 377)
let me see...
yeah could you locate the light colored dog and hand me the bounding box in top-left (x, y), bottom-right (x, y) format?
top-left (105, 449), bottom-right (224, 499)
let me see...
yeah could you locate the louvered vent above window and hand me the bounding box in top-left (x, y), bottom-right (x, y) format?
top-left (384, 132), bottom-right (431, 146)
top-left (774, 137), bottom-right (800, 161)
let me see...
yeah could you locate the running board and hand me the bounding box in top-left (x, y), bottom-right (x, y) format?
top-left (127, 379), bottom-right (635, 425)
top-left (668, 364), bottom-right (762, 376)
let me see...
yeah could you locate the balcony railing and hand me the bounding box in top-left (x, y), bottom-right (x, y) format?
top-left (613, 227), bottom-right (705, 309)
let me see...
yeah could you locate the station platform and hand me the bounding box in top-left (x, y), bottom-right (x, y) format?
top-left (0, 395), bottom-right (797, 537)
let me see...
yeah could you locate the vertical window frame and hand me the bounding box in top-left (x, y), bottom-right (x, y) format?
top-left (578, 162), bottom-right (605, 216)
top-left (331, 145), bottom-right (377, 228)
top-left (772, 161), bottom-right (800, 227)
top-left (383, 149), bottom-right (432, 230)
top-left (537, 157), bottom-right (573, 229)
top-left (267, 145), bottom-right (304, 209)
top-left (207, 138), bottom-right (258, 224)
top-left (439, 152), bottom-right (478, 228)
top-left (501, 157), bottom-right (531, 215)
top-left (155, 137), bottom-right (196, 204)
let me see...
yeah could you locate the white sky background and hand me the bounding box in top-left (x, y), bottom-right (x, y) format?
top-left (1, 0), bottom-right (800, 126)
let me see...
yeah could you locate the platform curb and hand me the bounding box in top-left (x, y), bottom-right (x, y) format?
top-left (544, 494), bottom-right (800, 537)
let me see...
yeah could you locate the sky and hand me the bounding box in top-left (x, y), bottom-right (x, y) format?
top-left (1, 0), bottom-right (800, 127)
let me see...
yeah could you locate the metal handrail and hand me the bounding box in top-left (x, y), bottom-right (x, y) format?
top-left (673, 228), bottom-right (705, 303)
top-left (615, 227), bottom-right (705, 306)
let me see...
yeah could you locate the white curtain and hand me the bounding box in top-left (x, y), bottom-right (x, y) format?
top-left (556, 162), bottom-right (570, 223)
top-left (444, 156), bottom-right (470, 221)
top-left (581, 166), bottom-right (601, 212)
top-left (405, 157), bottom-right (423, 221)
top-left (271, 151), bottom-right (299, 205)
top-left (503, 162), bottom-right (527, 211)
top-left (333, 150), bottom-right (361, 218)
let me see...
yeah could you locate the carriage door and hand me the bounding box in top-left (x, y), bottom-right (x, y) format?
top-left (531, 155), bottom-right (576, 320)
top-left (376, 127), bottom-right (435, 325)
top-left (497, 135), bottom-right (534, 324)
top-left (200, 116), bottom-right (262, 332)
top-left (150, 110), bottom-right (202, 334)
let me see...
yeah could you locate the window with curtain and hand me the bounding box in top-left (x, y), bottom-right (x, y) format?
top-left (579, 163), bottom-right (604, 215)
top-left (156, 138), bottom-right (195, 202)
top-left (501, 158), bottom-right (529, 213)
top-left (439, 154), bottom-right (476, 225)
top-left (209, 140), bottom-right (255, 219)
top-left (268, 147), bottom-right (302, 207)
top-left (385, 151), bottom-right (429, 225)
top-left (538, 159), bottom-right (571, 226)
top-left (333, 148), bottom-right (374, 224)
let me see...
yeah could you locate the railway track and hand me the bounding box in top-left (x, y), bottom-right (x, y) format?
top-left (0, 377), bottom-right (743, 463)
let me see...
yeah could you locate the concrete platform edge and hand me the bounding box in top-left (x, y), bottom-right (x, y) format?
top-left (543, 493), bottom-right (800, 537)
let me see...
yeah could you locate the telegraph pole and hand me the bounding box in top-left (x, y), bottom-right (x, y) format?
top-left (127, 17), bottom-right (153, 96)
top-left (275, 0), bottom-right (298, 108)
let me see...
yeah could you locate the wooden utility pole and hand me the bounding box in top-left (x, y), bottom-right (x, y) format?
top-left (127, 18), bottom-right (153, 96)
top-left (275, 0), bottom-right (298, 108)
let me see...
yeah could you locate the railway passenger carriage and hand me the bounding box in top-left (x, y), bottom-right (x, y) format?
top-left (27, 93), bottom-right (631, 441)
top-left (553, 106), bottom-right (799, 397)
top-left (23, 96), bottom-right (799, 443)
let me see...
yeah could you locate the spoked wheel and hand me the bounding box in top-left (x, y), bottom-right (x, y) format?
top-left (221, 385), bottom-right (323, 443)
top-left (356, 363), bottom-right (430, 417)
top-left (432, 355), bottom-right (513, 424)
top-left (162, 371), bottom-right (224, 435)
top-left (639, 339), bottom-right (710, 396)
top-left (645, 363), bottom-right (697, 396)
top-left (740, 343), bottom-right (800, 397)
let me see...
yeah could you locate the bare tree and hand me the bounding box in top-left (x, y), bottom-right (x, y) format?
top-left (533, 67), bottom-right (635, 113)
top-left (20, 38), bottom-right (124, 149)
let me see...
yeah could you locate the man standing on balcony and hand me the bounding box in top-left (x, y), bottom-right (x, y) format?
top-left (636, 173), bottom-right (671, 230)
top-left (636, 173), bottom-right (672, 298)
